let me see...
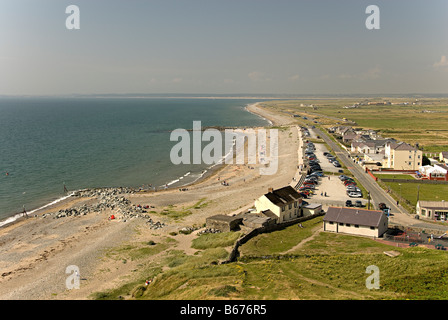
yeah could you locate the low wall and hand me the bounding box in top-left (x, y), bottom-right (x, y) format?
top-left (222, 213), bottom-right (325, 264)
top-left (379, 178), bottom-right (448, 185)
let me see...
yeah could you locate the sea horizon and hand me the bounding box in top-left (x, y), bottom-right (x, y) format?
top-left (0, 97), bottom-right (270, 227)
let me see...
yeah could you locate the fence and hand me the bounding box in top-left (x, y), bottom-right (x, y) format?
top-left (380, 178), bottom-right (448, 185)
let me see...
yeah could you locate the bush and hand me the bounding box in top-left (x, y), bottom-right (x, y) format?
top-left (131, 285), bottom-right (146, 298)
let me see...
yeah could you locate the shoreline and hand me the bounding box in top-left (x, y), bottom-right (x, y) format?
top-left (0, 101), bottom-right (300, 300)
top-left (0, 102), bottom-right (277, 230)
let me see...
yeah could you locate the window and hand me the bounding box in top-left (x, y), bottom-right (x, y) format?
top-left (355, 225), bottom-right (359, 228)
top-left (346, 224), bottom-right (351, 227)
top-left (294, 201), bottom-right (297, 208)
top-left (339, 223), bottom-right (344, 226)
top-left (289, 203), bottom-right (292, 210)
top-left (282, 206), bottom-right (285, 212)
top-left (329, 221), bottom-right (334, 225)
top-left (370, 226), bottom-right (375, 230)
top-left (417, 162), bottom-right (420, 166)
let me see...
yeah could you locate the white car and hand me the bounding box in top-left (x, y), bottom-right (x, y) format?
top-left (346, 186), bottom-right (361, 193)
top-left (347, 191), bottom-right (363, 198)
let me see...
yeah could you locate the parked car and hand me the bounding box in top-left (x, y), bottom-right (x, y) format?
top-left (346, 186), bottom-right (361, 193)
top-left (355, 200), bottom-right (363, 207)
top-left (332, 161), bottom-right (341, 167)
top-left (310, 172), bottom-right (324, 177)
top-left (347, 191), bottom-right (362, 198)
top-left (345, 200), bottom-right (353, 207)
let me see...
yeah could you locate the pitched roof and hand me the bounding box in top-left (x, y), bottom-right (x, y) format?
top-left (323, 207), bottom-right (385, 228)
top-left (264, 186), bottom-right (301, 207)
top-left (391, 142), bottom-right (416, 151)
top-left (418, 201), bottom-right (448, 210)
top-left (435, 163), bottom-right (448, 172)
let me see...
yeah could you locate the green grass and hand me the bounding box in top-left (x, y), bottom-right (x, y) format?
top-left (191, 231), bottom-right (242, 250)
top-left (380, 182), bottom-right (448, 207)
top-left (92, 214), bottom-right (448, 300)
top-left (239, 217), bottom-right (322, 257)
top-left (374, 174), bottom-right (416, 180)
top-left (262, 99), bottom-right (448, 150)
top-left (159, 198), bottom-right (209, 220)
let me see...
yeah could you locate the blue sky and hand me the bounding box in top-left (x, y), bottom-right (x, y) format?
top-left (1, 0), bottom-right (447, 95)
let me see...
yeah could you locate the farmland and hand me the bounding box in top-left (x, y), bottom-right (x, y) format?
top-left (261, 98), bottom-right (448, 152)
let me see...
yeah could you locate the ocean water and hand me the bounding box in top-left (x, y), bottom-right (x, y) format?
top-left (0, 97), bottom-right (269, 224)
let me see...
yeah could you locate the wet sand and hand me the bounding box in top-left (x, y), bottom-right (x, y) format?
top-left (0, 102), bottom-right (301, 300)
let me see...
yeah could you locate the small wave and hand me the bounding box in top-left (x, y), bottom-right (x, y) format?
top-left (0, 191), bottom-right (76, 228)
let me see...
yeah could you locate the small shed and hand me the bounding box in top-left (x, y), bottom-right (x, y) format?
top-left (302, 203), bottom-right (322, 216)
top-left (206, 214), bottom-right (243, 232)
top-left (242, 213), bottom-right (276, 229)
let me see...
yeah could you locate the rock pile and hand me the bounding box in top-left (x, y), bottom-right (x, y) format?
top-left (73, 187), bottom-right (136, 198)
top-left (197, 228), bottom-right (222, 235)
top-left (43, 187), bottom-right (166, 230)
top-left (178, 225), bottom-right (201, 235)
top-left (146, 218), bottom-right (166, 230)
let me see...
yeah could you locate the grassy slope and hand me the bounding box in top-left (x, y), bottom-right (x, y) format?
top-left (92, 216), bottom-right (448, 300)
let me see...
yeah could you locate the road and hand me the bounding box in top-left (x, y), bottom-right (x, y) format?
top-left (310, 126), bottom-right (447, 230)
top-left (265, 105), bottom-right (447, 233)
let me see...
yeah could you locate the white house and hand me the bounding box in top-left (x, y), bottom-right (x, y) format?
top-left (254, 186), bottom-right (303, 223)
top-left (323, 207), bottom-right (388, 238)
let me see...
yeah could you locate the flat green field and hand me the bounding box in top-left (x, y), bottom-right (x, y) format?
top-left (380, 181), bottom-right (448, 207)
top-left (261, 98), bottom-right (448, 152)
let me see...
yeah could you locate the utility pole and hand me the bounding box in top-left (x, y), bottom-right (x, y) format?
top-left (417, 184), bottom-right (420, 204)
top-left (367, 191), bottom-right (371, 210)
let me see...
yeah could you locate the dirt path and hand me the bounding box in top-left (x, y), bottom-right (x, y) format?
top-left (282, 225), bottom-right (323, 254)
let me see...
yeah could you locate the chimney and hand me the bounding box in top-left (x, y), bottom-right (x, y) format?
top-left (268, 188), bottom-right (274, 193)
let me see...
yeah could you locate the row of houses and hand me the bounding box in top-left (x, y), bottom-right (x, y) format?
top-left (206, 186), bottom-right (323, 232)
top-left (207, 185), bottom-right (389, 238)
top-left (330, 125), bottom-right (424, 171)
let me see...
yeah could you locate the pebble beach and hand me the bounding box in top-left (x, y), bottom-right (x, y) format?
top-left (0, 103), bottom-right (301, 300)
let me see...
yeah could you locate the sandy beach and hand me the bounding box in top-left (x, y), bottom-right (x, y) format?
top-left (0, 102), bottom-right (300, 300)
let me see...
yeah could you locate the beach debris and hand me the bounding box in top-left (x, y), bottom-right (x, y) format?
top-left (197, 227), bottom-right (222, 235)
top-left (178, 225), bottom-right (202, 235)
top-left (43, 187), bottom-right (166, 229)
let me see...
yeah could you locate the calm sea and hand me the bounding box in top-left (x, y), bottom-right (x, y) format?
top-left (0, 97), bottom-right (269, 224)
